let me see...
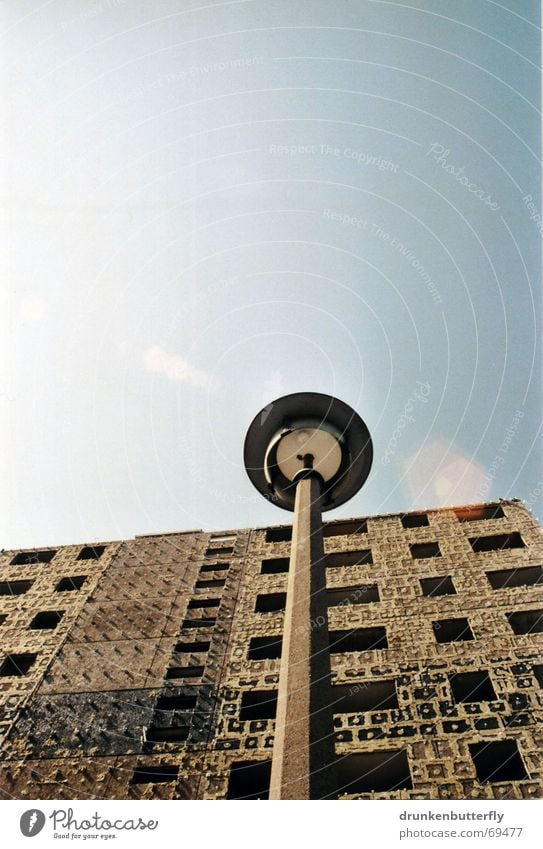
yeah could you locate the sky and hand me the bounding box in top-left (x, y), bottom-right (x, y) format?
top-left (1, 0), bottom-right (541, 549)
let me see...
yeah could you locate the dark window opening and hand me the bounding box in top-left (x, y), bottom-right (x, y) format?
top-left (165, 667), bottom-right (204, 680)
top-left (327, 549), bottom-right (373, 568)
top-left (255, 592), bottom-right (287, 613)
top-left (0, 615), bottom-right (6, 626)
top-left (506, 609), bottom-right (543, 635)
top-left (240, 690), bottom-right (278, 721)
top-left (432, 618), bottom-right (474, 643)
top-left (420, 576), bottom-right (456, 597)
top-left (195, 578), bottom-right (226, 590)
top-left (265, 527), bottom-right (292, 543)
top-left (174, 641), bottom-right (210, 654)
top-left (327, 584), bottom-right (379, 607)
top-left (410, 542), bottom-right (441, 559)
top-left (469, 533), bottom-right (525, 553)
top-left (156, 694), bottom-right (198, 711)
top-left (0, 580), bottom-right (33, 596)
top-left (401, 513), bottom-right (429, 528)
top-left (336, 750), bottom-right (412, 794)
top-left (456, 505), bottom-right (505, 522)
top-left (261, 557), bottom-right (289, 574)
top-left (227, 760), bottom-right (272, 800)
top-left (204, 546), bottom-right (233, 557)
top-left (10, 550), bottom-right (56, 565)
top-left (329, 627), bottom-right (388, 653)
top-left (486, 566), bottom-right (543, 590)
top-left (181, 618), bottom-right (216, 629)
top-left (145, 727), bottom-right (189, 743)
top-left (449, 671), bottom-right (497, 703)
top-left (248, 636), bottom-right (283, 660)
top-left (77, 545), bottom-right (105, 560)
top-left (199, 562), bottom-right (229, 574)
top-left (29, 611), bottom-right (64, 630)
top-left (130, 765), bottom-right (179, 784)
top-left (330, 680), bottom-right (398, 712)
top-left (323, 520), bottom-right (368, 537)
top-left (0, 653), bottom-right (37, 677)
top-left (533, 664), bottom-right (543, 687)
top-left (55, 576), bottom-right (86, 592)
top-left (187, 598), bottom-right (220, 610)
top-left (469, 740), bottom-right (527, 783)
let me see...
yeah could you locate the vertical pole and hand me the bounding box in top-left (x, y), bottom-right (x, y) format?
top-left (269, 473), bottom-right (337, 799)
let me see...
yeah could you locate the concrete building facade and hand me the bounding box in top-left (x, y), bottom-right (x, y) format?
top-left (0, 499), bottom-right (541, 800)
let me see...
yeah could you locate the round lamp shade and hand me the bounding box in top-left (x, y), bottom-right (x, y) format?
top-left (244, 392), bottom-right (373, 511)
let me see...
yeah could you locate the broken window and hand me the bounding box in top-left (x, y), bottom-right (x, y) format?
top-left (469, 533), bottom-right (525, 553)
top-left (336, 750), bottom-right (412, 794)
top-left (329, 627), bottom-right (388, 653)
top-left (255, 593), bottom-right (287, 613)
top-left (248, 636), bottom-right (283, 660)
top-left (0, 580), bottom-right (33, 596)
top-left (130, 765), bottom-right (179, 784)
top-left (420, 576), bottom-right (456, 597)
top-left (410, 542), bottom-right (441, 559)
top-left (449, 671), bottom-right (497, 703)
top-left (240, 690), bottom-right (278, 721)
top-left (330, 680), bottom-right (398, 712)
top-left (0, 653), bottom-right (37, 676)
top-left (10, 550), bottom-right (56, 565)
top-left (261, 557), bottom-right (289, 575)
top-left (165, 667), bottom-right (204, 680)
top-left (468, 740), bottom-right (527, 782)
top-left (227, 760), bottom-right (272, 799)
top-left (455, 505), bottom-right (505, 522)
top-left (506, 609), bottom-right (543, 635)
top-left (29, 611), bottom-right (64, 630)
top-left (77, 545), bottom-right (105, 560)
top-left (55, 576), bottom-right (86, 592)
top-left (327, 549), bottom-right (373, 568)
top-left (401, 513), bottom-right (429, 528)
top-left (432, 618), bottom-right (474, 643)
top-left (486, 566), bottom-right (543, 590)
top-left (323, 519), bottom-right (368, 537)
top-left (265, 527), bottom-right (292, 543)
top-left (327, 584), bottom-right (380, 606)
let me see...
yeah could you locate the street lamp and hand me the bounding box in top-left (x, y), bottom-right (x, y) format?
top-left (244, 392), bottom-right (373, 799)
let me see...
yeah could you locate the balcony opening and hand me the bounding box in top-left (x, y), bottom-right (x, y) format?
top-left (165, 667), bottom-right (204, 680)
top-left (195, 578), bottom-right (226, 590)
top-left (336, 750), bottom-right (412, 794)
top-left (486, 566), bottom-right (543, 590)
top-left (327, 584), bottom-right (380, 606)
top-left (29, 611), bottom-right (64, 630)
top-left (187, 598), bottom-right (220, 610)
top-left (265, 527), bottom-right (292, 543)
top-left (227, 760), bottom-right (272, 799)
top-left (240, 690), bottom-right (278, 721)
top-left (199, 562), bottom-right (229, 574)
top-left (0, 580), bottom-right (33, 596)
top-left (174, 641), bottom-right (210, 654)
top-left (327, 549), bottom-right (373, 568)
top-left (261, 557), bottom-right (289, 575)
top-left (401, 513), bottom-right (429, 529)
top-left (323, 519), bottom-right (368, 537)
top-left (449, 671), bottom-right (497, 703)
top-left (533, 665), bottom-right (543, 687)
top-left (506, 609), bottom-right (543, 635)
top-left (130, 765), bottom-right (179, 784)
top-left (0, 653), bottom-right (37, 677)
top-left (156, 694), bottom-right (198, 711)
top-left (410, 542), bottom-right (441, 559)
top-left (255, 592), bottom-right (287, 613)
top-left (469, 533), bottom-right (525, 553)
top-left (145, 727), bottom-right (189, 743)
top-left (330, 680), bottom-right (398, 712)
top-left (55, 576), bottom-right (86, 592)
top-left (10, 550), bottom-right (56, 565)
top-left (432, 617), bottom-right (474, 643)
top-left (181, 618), bottom-right (216, 629)
top-left (77, 545), bottom-right (105, 561)
top-left (420, 576), bottom-right (456, 597)
top-left (329, 627), bottom-right (388, 653)
top-left (455, 505), bottom-right (505, 522)
top-left (468, 740), bottom-right (527, 783)
top-left (248, 636), bottom-right (282, 660)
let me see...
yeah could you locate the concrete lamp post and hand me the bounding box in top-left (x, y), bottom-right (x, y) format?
top-left (244, 392), bottom-right (373, 800)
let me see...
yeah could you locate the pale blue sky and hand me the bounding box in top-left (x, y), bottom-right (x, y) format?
top-left (1, 0), bottom-right (541, 548)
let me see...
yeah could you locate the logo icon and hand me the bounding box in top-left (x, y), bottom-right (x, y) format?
top-left (20, 810), bottom-right (46, 837)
